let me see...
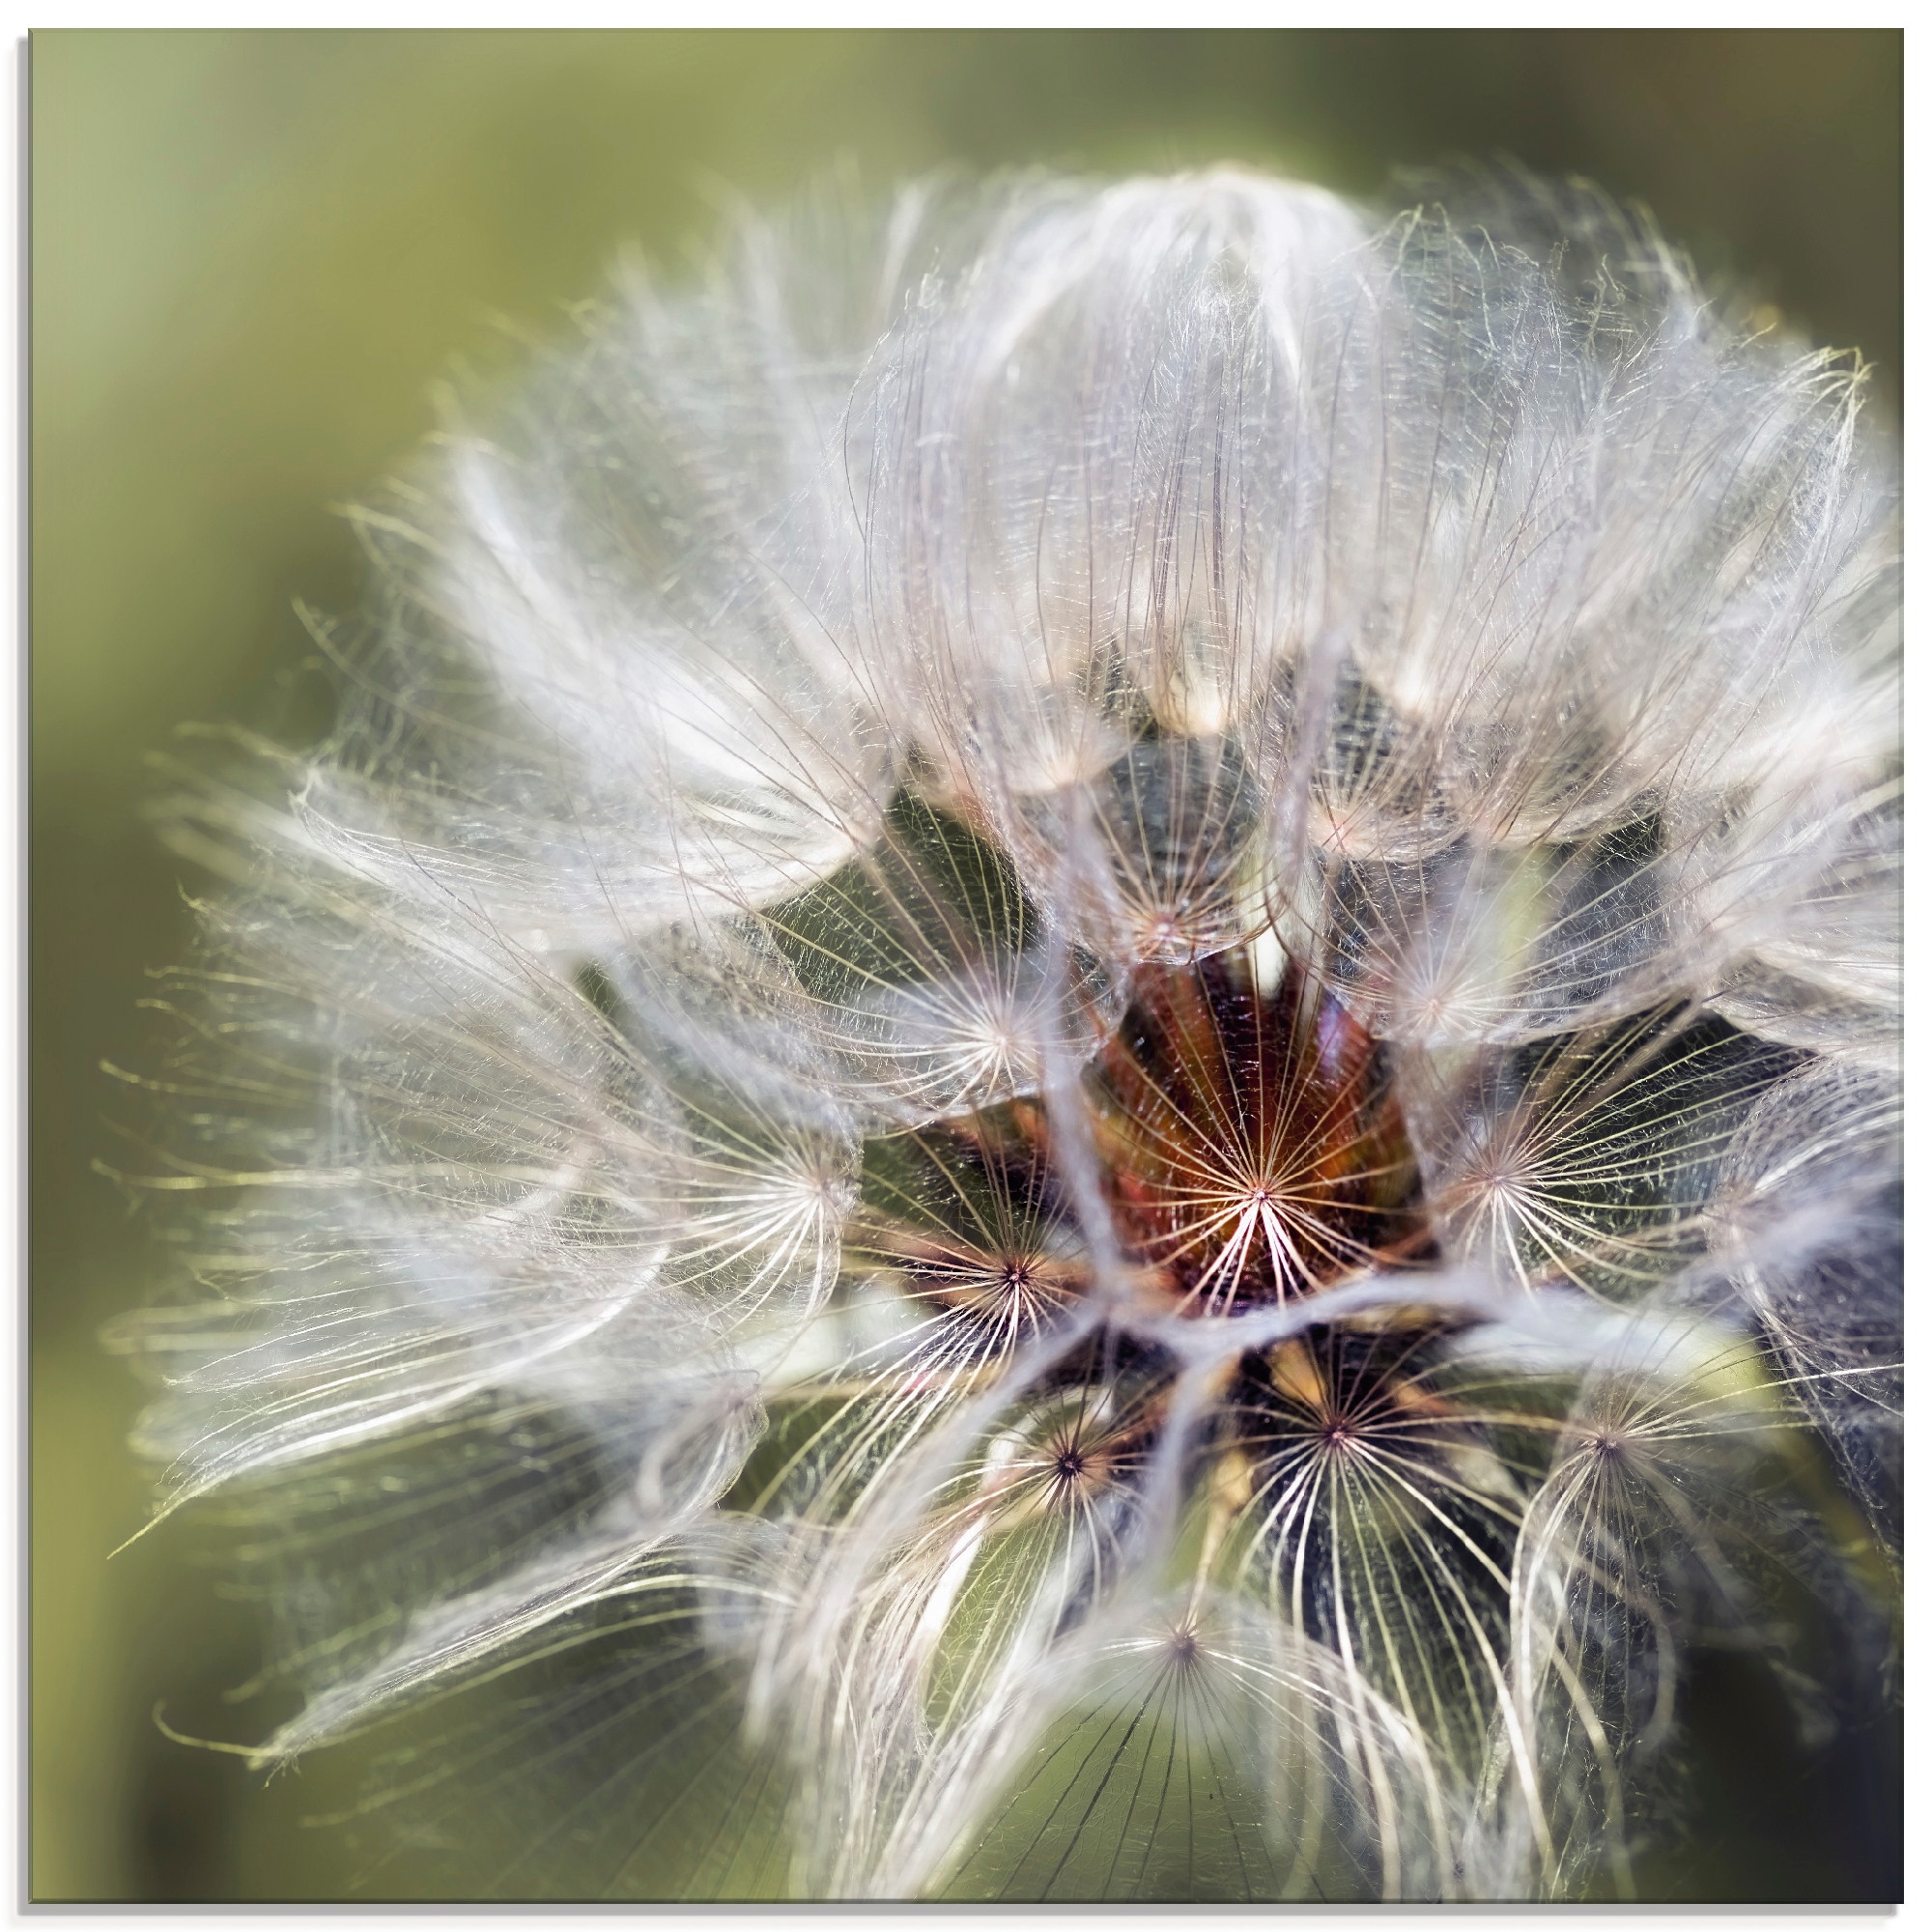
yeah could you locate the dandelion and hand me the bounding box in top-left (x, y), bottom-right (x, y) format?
top-left (110, 167), bottom-right (1900, 1900)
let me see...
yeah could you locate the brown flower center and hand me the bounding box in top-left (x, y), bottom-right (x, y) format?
top-left (1088, 950), bottom-right (1431, 1310)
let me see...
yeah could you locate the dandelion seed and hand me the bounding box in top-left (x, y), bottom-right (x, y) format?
top-left (118, 166), bottom-right (1899, 1901)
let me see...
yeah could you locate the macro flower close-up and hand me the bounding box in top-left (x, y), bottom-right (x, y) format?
top-left (94, 157), bottom-right (1902, 1904)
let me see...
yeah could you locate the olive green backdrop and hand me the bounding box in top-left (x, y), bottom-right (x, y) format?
top-left (30, 28), bottom-right (1902, 1903)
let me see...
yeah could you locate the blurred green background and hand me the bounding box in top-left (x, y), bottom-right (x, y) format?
top-left (31, 28), bottom-right (1902, 1903)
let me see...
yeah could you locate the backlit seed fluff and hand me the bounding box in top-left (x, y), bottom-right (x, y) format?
top-left (114, 169), bottom-right (1900, 1902)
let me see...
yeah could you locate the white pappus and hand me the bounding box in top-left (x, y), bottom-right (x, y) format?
top-left (111, 167), bottom-right (1901, 1902)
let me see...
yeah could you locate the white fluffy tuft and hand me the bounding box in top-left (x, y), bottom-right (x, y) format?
top-left (117, 168), bottom-right (1899, 1902)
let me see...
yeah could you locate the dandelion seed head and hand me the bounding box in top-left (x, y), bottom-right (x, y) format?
top-left (121, 164), bottom-right (1899, 1902)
